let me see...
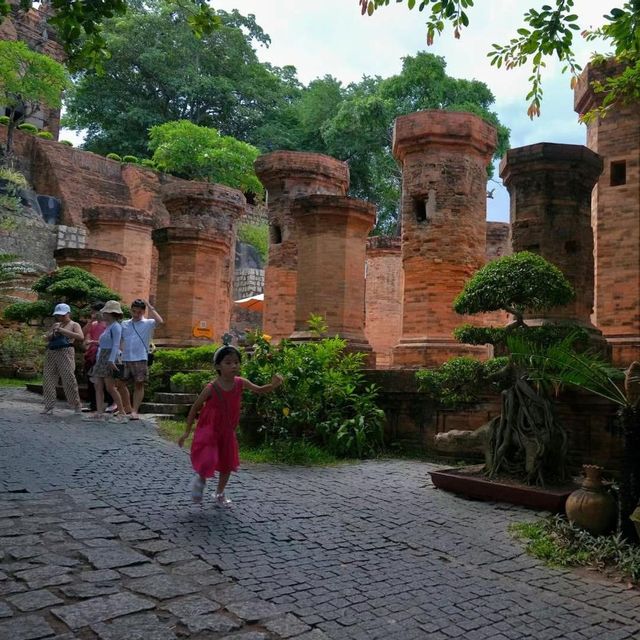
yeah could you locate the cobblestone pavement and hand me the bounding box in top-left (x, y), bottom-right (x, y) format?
top-left (2, 387), bottom-right (640, 640)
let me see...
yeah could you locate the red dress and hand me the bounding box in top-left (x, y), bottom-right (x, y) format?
top-left (190, 377), bottom-right (242, 477)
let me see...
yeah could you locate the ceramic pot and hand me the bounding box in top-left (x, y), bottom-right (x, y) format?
top-left (565, 465), bottom-right (616, 535)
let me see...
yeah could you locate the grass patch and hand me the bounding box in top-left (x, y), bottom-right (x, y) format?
top-left (0, 377), bottom-right (42, 387)
top-left (510, 515), bottom-right (640, 583)
top-left (156, 417), bottom-right (337, 466)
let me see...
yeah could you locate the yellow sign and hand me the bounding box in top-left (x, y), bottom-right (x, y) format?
top-left (193, 325), bottom-right (213, 339)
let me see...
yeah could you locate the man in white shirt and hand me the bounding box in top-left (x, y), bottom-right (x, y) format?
top-left (119, 298), bottom-right (163, 420)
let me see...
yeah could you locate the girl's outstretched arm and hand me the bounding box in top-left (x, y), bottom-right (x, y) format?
top-left (178, 383), bottom-right (212, 447)
top-left (242, 374), bottom-right (283, 395)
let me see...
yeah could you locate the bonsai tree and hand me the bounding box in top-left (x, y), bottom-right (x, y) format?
top-left (508, 335), bottom-right (639, 539)
top-left (3, 266), bottom-right (120, 323)
top-left (0, 40), bottom-right (70, 158)
top-left (417, 251), bottom-right (576, 486)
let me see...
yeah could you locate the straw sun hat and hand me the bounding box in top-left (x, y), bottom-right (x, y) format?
top-left (100, 300), bottom-right (124, 316)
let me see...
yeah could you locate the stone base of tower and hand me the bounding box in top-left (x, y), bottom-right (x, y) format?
top-left (606, 336), bottom-right (640, 368)
top-left (391, 339), bottom-right (490, 369)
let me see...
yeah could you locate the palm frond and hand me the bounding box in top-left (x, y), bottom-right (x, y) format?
top-left (506, 332), bottom-right (627, 407)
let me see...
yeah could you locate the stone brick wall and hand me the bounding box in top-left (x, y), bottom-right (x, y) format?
top-left (234, 268), bottom-right (264, 300)
top-left (56, 225), bottom-right (87, 250)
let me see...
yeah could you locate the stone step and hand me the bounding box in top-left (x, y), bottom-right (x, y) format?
top-left (139, 402), bottom-right (189, 416)
top-left (154, 392), bottom-right (197, 404)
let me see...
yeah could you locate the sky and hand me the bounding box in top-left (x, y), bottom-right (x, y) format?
top-left (62, 0), bottom-right (613, 222)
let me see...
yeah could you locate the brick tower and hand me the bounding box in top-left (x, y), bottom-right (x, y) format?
top-left (290, 195), bottom-right (375, 359)
top-left (574, 61), bottom-right (640, 365)
top-left (254, 152), bottom-right (349, 341)
top-left (500, 143), bottom-right (603, 333)
top-left (391, 110), bottom-right (497, 367)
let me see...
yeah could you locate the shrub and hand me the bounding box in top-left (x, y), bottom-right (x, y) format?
top-left (106, 152), bottom-right (122, 161)
top-left (0, 327), bottom-right (45, 372)
top-left (153, 344), bottom-right (218, 372)
top-left (237, 222), bottom-right (269, 263)
top-left (36, 131), bottom-right (53, 140)
top-left (242, 322), bottom-right (385, 459)
top-left (140, 159), bottom-right (156, 168)
top-left (122, 155), bottom-right (138, 163)
top-left (170, 370), bottom-right (212, 393)
top-left (59, 140), bottom-right (74, 147)
top-left (17, 123), bottom-right (39, 134)
top-left (0, 168), bottom-right (28, 188)
top-left (17, 123), bottom-right (38, 133)
top-left (0, 116), bottom-right (10, 126)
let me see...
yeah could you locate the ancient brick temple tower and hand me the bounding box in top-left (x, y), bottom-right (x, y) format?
top-left (254, 152), bottom-right (349, 341)
top-left (290, 194), bottom-right (375, 358)
top-left (500, 143), bottom-right (604, 336)
top-left (391, 110), bottom-right (497, 367)
top-left (575, 62), bottom-right (640, 366)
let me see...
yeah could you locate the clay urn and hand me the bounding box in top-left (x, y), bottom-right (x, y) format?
top-left (565, 465), bottom-right (616, 535)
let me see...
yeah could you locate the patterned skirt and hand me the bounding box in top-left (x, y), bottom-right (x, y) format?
top-left (91, 348), bottom-right (116, 379)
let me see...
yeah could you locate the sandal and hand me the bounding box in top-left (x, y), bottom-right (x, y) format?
top-left (191, 476), bottom-right (205, 504)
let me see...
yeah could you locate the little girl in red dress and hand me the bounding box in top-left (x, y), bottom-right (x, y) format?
top-left (178, 345), bottom-right (283, 506)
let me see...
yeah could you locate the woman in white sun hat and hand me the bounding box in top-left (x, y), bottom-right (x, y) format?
top-left (83, 300), bottom-right (128, 423)
top-left (41, 303), bottom-right (84, 415)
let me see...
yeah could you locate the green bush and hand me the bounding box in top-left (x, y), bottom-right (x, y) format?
top-left (17, 123), bottom-right (38, 134)
top-left (140, 159), bottom-right (156, 168)
top-left (59, 140), bottom-right (74, 147)
top-left (0, 168), bottom-right (28, 188)
top-left (242, 320), bottom-right (385, 459)
top-left (122, 155), bottom-right (138, 163)
top-left (153, 344), bottom-right (218, 372)
top-left (106, 152), bottom-right (122, 161)
top-left (170, 370), bottom-right (212, 393)
top-left (0, 116), bottom-right (9, 126)
top-left (237, 222), bottom-right (269, 263)
top-left (36, 131), bottom-right (53, 140)
top-left (0, 327), bottom-right (45, 371)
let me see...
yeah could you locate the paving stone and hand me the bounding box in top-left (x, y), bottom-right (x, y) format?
top-left (7, 546), bottom-right (46, 560)
top-left (119, 530), bottom-right (159, 542)
top-left (15, 565), bottom-right (73, 589)
top-left (79, 546), bottom-right (149, 570)
top-left (220, 633), bottom-right (270, 640)
top-left (51, 592), bottom-right (155, 628)
top-left (169, 559), bottom-right (213, 576)
top-left (126, 574), bottom-right (200, 600)
top-left (161, 594), bottom-right (219, 619)
top-left (33, 553), bottom-right (82, 568)
top-left (184, 612), bottom-right (242, 634)
top-left (154, 549), bottom-right (195, 565)
top-left (0, 613), bottom-right (56, 640)
top-left (290, 630), bottom-right (331, 640)
top-left (193, 571), bottom-right (231, 586)
top-left (0, 535), bottom-right (42, 547)
top-left (117, 563), bottom-right (163, 578)
top-left (226, 599), bottom-right (283, 622)
top-left (208, 583), bottom-right (255, 605)
top-left (265, 613), bottom-right (312, 638)
top-left (131, 540), bottom-right (175, 555)
top-left (0, 580), bottom-right (27, 596)
top-left (79, 569), bottom-right (120, 583)
top-left (91, 612), bottom-right (177, 640)
top-left (7, 588), bottom-right (64, 611)
top-left (0, 601), bottom-right (13, 618)
top-left (60, 582), bottom-right (120, 598)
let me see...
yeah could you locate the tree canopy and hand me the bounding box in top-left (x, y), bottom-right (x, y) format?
top-left (62, 2), bottom-right (294, 158)
top-left (148, 120), bottom-right (263, 196)
top-left (0, 0), bottom-right (219, 69)
top-left (359, 0), bottom-right (640, 120)
top-left (0, 39), bottom-right (70, 155)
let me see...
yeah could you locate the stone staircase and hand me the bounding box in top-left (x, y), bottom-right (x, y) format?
top-left (139, 391), bottom-right (196, 419)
